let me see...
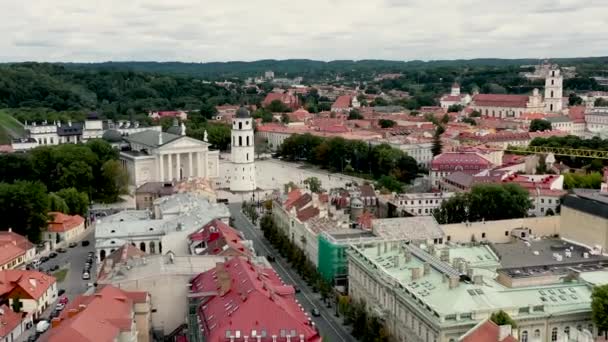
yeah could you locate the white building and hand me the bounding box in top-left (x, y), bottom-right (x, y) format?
top-left (585, 107), bottom-right (608, 134)
top-left (389, 192), bottom-right (455, 216)
top-left (439, 83), bottom-right (471, 109)
top-left (544, 66), bottom-right (564, 113)
top-left (94, 193), bottom-right (230, 261)
top-left (120, 126), bottom-right (219, 187)
top-left (229, 107), bottom-right (256, 192)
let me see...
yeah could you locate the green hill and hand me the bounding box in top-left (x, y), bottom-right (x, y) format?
top-left (0, 110), bottom-right (26, 144)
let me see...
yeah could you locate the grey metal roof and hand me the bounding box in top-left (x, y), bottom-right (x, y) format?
top-left (125, 130), bottom-right (181, 148)
top-left (57, 123), bottom-right (83, 136)
top-left (236, 107), bottom-right (251, 118)
top-left (545, 116), bottom-right (572, 123)
top-left (563, 190), bottom-right (608, 219)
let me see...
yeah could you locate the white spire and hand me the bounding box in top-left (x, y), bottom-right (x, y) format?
top-left (158, 132), bottom-right (163, 145)
top-left (181, 122), bottom-right (187, 136)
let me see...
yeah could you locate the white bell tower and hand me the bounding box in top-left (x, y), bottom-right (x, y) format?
top-left (544, 66), bottom-right (563, 113)
top-left (230, 107), bottom-right (256, 192)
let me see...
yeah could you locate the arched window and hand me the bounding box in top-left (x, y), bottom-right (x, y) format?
top-left (246, 136), bottom-right (250, 146)
top-left (551, 327), bottom-right (558, 341)
top-left (587, 324), bottom-right (593, 334)
top-left (100, 250), bottom-right (106, 261)
top-left (239, 136), bottom-right (242, 146)
top-left (551, 90), bottom-right (554, 98)
top-left (550, 104), bottom-right (553, 111)
top-left (534, 329), bottom-right (541, 338)
top-left (150, 241), bottom-right (156, 254)
top-left (551, 79), bottom-right (554, 85)
top-left (159, 242), bottom-right (162, 254)
top-left (521, 330), bottom-right (528, 342)
top-left (564, 326), bottom-right (570, 337)
top-left (239, 122), bottom-right (242, 130)
top-left (140, 242), bottom-right (146, 252)
top-left (577, 325), bottom-right (582, 331)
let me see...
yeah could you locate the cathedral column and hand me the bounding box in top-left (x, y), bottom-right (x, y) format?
top-left (198, 151), bottom-right (204, 178)
top-left (188, 152), bottom-right (193, 179)
top-left (168, 154), bottom-right (173, 181)
top-left (159, 153), bottom-right (165, 182)
top-left (176, 153), bottom-right (181, 180)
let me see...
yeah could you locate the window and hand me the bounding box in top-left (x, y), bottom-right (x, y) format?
top-left (447, 235), bottom-right (451, 242)
top-left (481, 232), bottom-right (486, 238)
top-left (541, 199), bottom-right (545, 204)
top-left (505, 231), bottom-right (509, 236)
top-left (534, 329), bottom-right (541, 338)
top-left (246, 153), bottom-right (249, 161)
top-left (552, 79), bottom-right (554, 85)
top-left (564, 326), bottom-right (570, 337)
top-left (239, 122), bottom-right (242, 130)
top-left (521, 330), bottom-right (528, 342)
top-left (246, 136), bottom-right (250, 146)
top-left (239, 136), bottom-right (242, 146)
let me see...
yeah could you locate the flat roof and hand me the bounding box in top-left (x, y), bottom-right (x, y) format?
top-left (349, 241), bottom-right (594, 322)
top-left (372, 216), bottom-right (443, 241)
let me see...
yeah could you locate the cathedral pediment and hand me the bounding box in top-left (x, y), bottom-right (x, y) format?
top-left (159, 136), bottom-right (209, 151)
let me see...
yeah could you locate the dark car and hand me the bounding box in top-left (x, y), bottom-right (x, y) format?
top-left (27, 335), bottom-right (39, 342)
top-left (81, 240), bottom-right (90, 247)
top-left (40, 256), bottom-right (49, 263)
top-left (49, 252), bottom-right (58, 258)
top-left (311, 308), bottom-right (321, 317)
top-left (293, 285), bottom-right (301, 293)
top-left (58, 289), bottom-right (65, 296)
top-left (57, 248), bottom-right (67, 253)
top-left (267, 255), bottom-right (276, 262)
top-left (50, 265), bottom-right (59, 271)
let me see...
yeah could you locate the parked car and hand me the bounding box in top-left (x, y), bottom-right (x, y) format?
top-left (36, 320), bottom-right (50, 333)
top-left (57, 248), bottom-right (67, 253)
top-left (267, 255), bottom-right (276, 262)
top-left (40, 256), bottom-right (49, 263)
top-left (68, 242), bottom-right (77, 248)
top-left (27, 334), bottom-right (38, 342)
top-left (58, 289), bottom-right (65, 296)
top-left (50, 265), bottom-right (59, 271)
top-left (311, 308), bottom-right (321, 317)
top-left (293, 285), bottom-right (301, 293)
top-left (59, 296), bottom-right (69, 305)
top-left (82, 272), bottom-right (90, 280)
top-left (81, 240), bottom-right (90, 247)
top-left (55, 303), bottom-right (65, 311)
top-left (49, 252), bottom-right (58, 258)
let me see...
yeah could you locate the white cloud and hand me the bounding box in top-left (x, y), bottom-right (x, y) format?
top-left (0, 0), bottom-right (605, 62)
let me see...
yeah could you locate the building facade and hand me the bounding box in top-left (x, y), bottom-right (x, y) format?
top-left (120, 128), bottom-right (220, 187)
top-left (544, 67), bottom-right (564, 113)
top-left (229, 107), bottom-right (256, 192)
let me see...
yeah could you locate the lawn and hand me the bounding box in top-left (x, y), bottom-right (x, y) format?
top-left (0, 110), bottom-right (25, 144)
top-left (52, 269), bottom-right (68, 282)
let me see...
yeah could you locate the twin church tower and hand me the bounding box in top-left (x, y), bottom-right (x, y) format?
top-left (229, 107), bottom-right (256, 192)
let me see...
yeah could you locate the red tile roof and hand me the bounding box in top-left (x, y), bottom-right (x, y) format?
top-left (263, 93), bottom-right (299, 110)
top-left (0, 231), bottom-right (34, 267)
top-left (0, 270), bottom-right (56, 300)
top-left (0, 304), bottom-right (23, 338)
top-left (286, 193), bottom-right (312, 211)
top-left (191, 258), bottom-right (321, 342)
top-left (284, 189), bottom-right (303, 209)
top-left (288, 109), bottom-right (312, 122)
top-left (460, 320), bottom-right (518, 342)
top-left (431, 152), bottom-right (493, 172)
top-left (473, 94), bottom-right (529, 108)
top-left (296, 206), bottom-right (320, 222)
top-left (0, 244), bottom-right (26, 267)
top-left (97, 244), bottom-right (147, 282)
top-left (188, 219), bottom-right (252, 257)
top-left (42, 285), bottom-right (148, 342)
top-left (569, 106), bottom-right (586, 123)
top-left (332, 95), bottom-right (352, 109)
top-left (48, 212), bottom-right (84, 233)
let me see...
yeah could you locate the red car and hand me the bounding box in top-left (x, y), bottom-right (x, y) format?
top-left (59, 296), bottom-right (69, 305)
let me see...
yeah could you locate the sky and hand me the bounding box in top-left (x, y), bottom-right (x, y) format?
top-left (2, 0), bottom-right (607, 62)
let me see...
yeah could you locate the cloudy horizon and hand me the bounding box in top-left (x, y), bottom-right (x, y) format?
top-left (2, 0), bottom-right (607, 63)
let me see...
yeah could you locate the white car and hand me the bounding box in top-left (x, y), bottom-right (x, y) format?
top-left (56, 303), bottom-right (65, 311)
top-left (36, 320), bottom-right (50, 333)
top-left (82, 272), bottom-right (90, 280)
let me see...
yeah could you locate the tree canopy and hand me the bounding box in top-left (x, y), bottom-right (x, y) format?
top-left (529, 119), bottom-right (552, 132)
top-left (490, 310), bottom-right (517, 328)
top-left (592, 284), bottom-right (608, 338)
top-left (433, 184), bottom-right (531, 224)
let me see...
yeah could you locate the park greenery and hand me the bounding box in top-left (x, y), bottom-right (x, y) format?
top-left (303, 177), bottom-right (322, 193)
top-left (433, 183), bottom-right (531, 224)
top-left (378, 119), bottom-right (396, 128)
top-left (529, 135), bottom-right (608, 169)
top-left (278, 134), bottom-right (419, 191)
top-left (0, 140), bottom-right (128, 242)
top-left (563, 172), bottom-right (603, 189)
top-left (490, 310), bottom-right (517, 328)
top-left (591, 284), bottom-right (608, 338)
top-left (529, 119), bottom-right (552, 132)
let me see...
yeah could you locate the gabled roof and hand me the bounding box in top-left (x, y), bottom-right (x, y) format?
top-left (0, 304), bottom-right (23, 338)
top-left (431, 152), bottom-right (493, 171)
top-left (286, 193), bottom-right (312, 211)
top-left (97, 244), bottom-right (147, 282)
top-left (48, 212), bottom-right (85, 233)
top-left (460, 319), bottom-right (518, 342)
top-left (332, 95), bottom-right (352, 109)
top-left (473, 94), bottom-right (529, 108)
top-left (125, 130), bottom-right (181, 148)
top-left (188, 219), bottom-right (252, 257)
top-left (0, 270), bottom-right (56, 300)
top-left (42, 285), bottom-right (148, 342)
top-left (296, 206), bottom-right (319, 222)
top-left (191, 258), bottom-right (321, 342)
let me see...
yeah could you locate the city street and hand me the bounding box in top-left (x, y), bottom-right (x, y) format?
top-left (229, 204), bottom-right (356, 342)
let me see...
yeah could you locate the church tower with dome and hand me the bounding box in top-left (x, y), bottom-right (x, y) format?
top-left (229, 107), bottom-right (256, 192)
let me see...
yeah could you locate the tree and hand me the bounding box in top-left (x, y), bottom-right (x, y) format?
top-left (378, 119), bottom-right (396, 128)
top-left (431, 126), bottom-right (444, 156)
top-left (469, 110), bottom-right (482, 117)
top-left (595, 98), bottom-right (608, 107)
top-left (303, 177), bottom-right (322, 193)
top-left (564, 172), bottom-right (602, 189)
top-left (441, 113), bottom-right (450, 124)
top-left (447, 104), bottom-right (464, 112)
top-left (376, 175), bottom-right (403, 193)
top-left (48, 193), bottom-right (69, 213)
top-left (284, 181), bottom-right (298, 194)
top-left (348, 109), bottom-right (363, 120)
top-left (545, 208), bottom-right (555, 216)
top-left (568, 93), bottom-right (583, 106)
top-left (98, 160), bottom-right (129, 203)
top-left (0, 181), bottom-right (49, 242)
top-left (252, 108), bottom-right (273, 123)
top-left (267, 99), bottom-right (290, 112)
top-left (200, 102), bottom-right (218, 120)
top-left (529, 119), bottom-right (552, 132)
top-left (490, 310), bottom-right (517, 328)
top-left (56, 188), bottom-right (90, 216)
top-left (592, 284), bottom-right (608, 338)
top-left (462, 117), bottom-right (476, 125)
top-left (206, 124), bottom-right (231, 150)
top-left (11, 297), bottom-right (22, 313)
top-left (281, 113), bottom-right (291, 124)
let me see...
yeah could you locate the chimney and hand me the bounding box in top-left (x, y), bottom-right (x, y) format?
top-left (411, 267), bottom-right (422, 280)
top-left (473, 275), bottom-right (483, 285)
top-left (423, 262), bottom-right (431, 276)
top-left (257, 336), bottom-right (262, 342)
top-left (466, 266), bottom-right (474, 278)
top-left (404, 251), bottom-right (412, 263)
top-left (498, 324), bottom-right (512, 341)
top-left (457, 261), bottom-right (466, 274)
top-left (67, 308), bottom-right (79, 318)
top-left (51, 317), bottom-right (62, 328)
top-left (427, 244), bottom-right (435, 256)
top-left (158, 132), bottom-right (163, 145)
top-left (7, 228), bottom-right (11, 233)
top-left (449, 276), bottom-right (460, 289)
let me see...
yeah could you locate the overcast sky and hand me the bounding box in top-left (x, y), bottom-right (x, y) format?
top-left (2, 0), bottom-right (607, 62)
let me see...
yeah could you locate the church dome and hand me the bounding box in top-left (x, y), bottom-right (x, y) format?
top-left (102, 129), bottom-right (123, 143)
top-left (236, 107), bottom-right (251, 118)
